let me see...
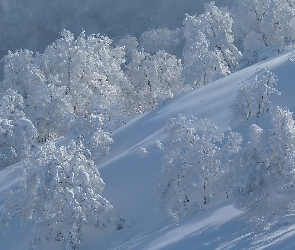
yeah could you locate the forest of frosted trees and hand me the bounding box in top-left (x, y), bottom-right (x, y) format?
top-left (1, 0), bottom-right (295, 249)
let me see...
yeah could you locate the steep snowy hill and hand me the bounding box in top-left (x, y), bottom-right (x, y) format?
top-left (2, 51), bottom-right (295, 249)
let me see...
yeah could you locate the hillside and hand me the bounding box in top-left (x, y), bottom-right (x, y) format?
top-left (1, 51), bottom-right (295, 249)
top-left (2, 1), bottom-right (295, 249)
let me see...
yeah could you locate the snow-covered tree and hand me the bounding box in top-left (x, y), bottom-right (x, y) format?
top-left (234, 107), bottom-right (295, 217)
top-left (0, 30), bottom-right (137, 143)
top-left (68, 115), bottom-right (113, 164)
top-left (39, 30), bottom-right (131, 123)
top-left (219, 129), bottom-right (243, 199)
top-left (1, 141), bottom-right (121, 250)
top-left (0, 89), bottom-right (25, 120)
top-left (34, 83), bottom-right (73, 143)
top-left (159, 115), bottom-right (198, 219)
top-left (126, 50), bottom-right (186, 113)
top-left (0, 118), bottom-right (37, 169)
top-left (1, 49), bottom-right (48, 117)
top-left (232, 71), bottom-right (280, 120)
top-left (117, 35), bottom-right (139, 65)
top-left (0, 48), bottom-right (73, 142)
top-left (183, 1), bottom-right (241, 85)
top-left (159, 115), bottom-right (242, 220)
top-left (232, 0), bottom-right (295, 65)
top-left (182, 30), bottom-right (221, 87)
top-left (0, 89), bottom-right (37, 169)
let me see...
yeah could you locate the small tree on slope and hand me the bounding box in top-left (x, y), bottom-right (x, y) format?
top-left (232, 71), bottom-right (280, 121)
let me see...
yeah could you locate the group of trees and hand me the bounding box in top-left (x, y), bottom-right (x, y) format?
top-left (182, 2), bottom-right (242, 87)
top-left (0, 29), bottom-right (185, 249)
top-left (159, 70), bottom-right (295, 224)
top-left (0, 29), bottom-right (186, 169)
top-left (232, 0), bottom-right (295, 65)
top-left (181, 0), bottom-right (295, 87)
top-left (0, 0), bottom-right (227, 60)
top-left (159, 105), bottom-right (295, 221)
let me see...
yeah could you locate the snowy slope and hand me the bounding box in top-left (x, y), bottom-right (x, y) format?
top-left (2, 51), bottom-right (295, 249)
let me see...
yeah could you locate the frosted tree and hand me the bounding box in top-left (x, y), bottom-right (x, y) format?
top-left (256, 71), bottom-right (280, 116)
top-left (0, 48), bottom-right (73, 142)
top-left (159, 115), bottom-right (198, 219)
top-left (0, 30), bottom-right (138, 143)
top-left (201, 2), bottom-right (242, 72)
top-left (117, 35), bottom-right (139, 65)
top-left (0, 89), bottom-right (37, 169)
top-left (234, 107), bottom-right (295, 217)
top-left (219, 129), bottom-right (243, 199)
top-left (68, 115), bottom-right (113, 164)
top-left (233, 124), bottom-right (267, 210)
top-left (159, 115), bottom-right (242, 220)
top-left (0, 118), bottom-right (37, 169)
top-left (241, 31), bottom-right (269, 66)
top-left (1, 49), bottom-right (48, 118)
top-left (1, 141), bottom-right (121, 250)
top-left (126, 50), bottom-right (186, 113)
top-left (183, 1), bottom-right (241, 84)
top-left (0, 89), bottom-right (25, 120)
top-left (232, 71), bottom-right (280, 120)
top-left (193, 119), bottom-right (225, 206)
top-left (182, 30), bottom-right (221, 87)
top-left (39, 30), bottom-right (131, 123)
top-left (232, 0), bottom-right (295, 64)
top-left (34, 83), bottom-right (73, 143)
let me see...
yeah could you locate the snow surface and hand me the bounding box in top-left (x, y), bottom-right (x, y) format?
top-left (2, 51), bottom-right (295, 249)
